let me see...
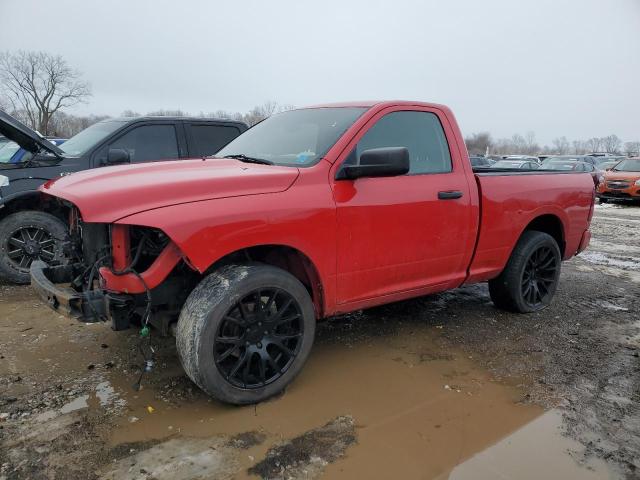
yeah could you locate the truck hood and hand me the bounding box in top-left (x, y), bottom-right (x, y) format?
top-left (0, 110), bottom-right (64, 157)
top-left (41, 158), bottom-right (300, 222)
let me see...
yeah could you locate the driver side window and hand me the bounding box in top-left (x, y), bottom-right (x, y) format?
top-left (344, 111), bottom-right (452, 174)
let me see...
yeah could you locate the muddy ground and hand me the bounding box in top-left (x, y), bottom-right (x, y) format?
top-left (0, 203), bottom-right (639, 480)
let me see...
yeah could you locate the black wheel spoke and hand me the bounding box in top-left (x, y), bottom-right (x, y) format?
top-left (521, 245), bottom-right (558, 308)
top-left (8, 237), bottom-right (25, 248)
top-left (214, 287), bottom-right (303, 389)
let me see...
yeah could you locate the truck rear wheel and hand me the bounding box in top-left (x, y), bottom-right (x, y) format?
top-left (488, 231), bottom-right (561, 313)
top-left (0, 211), bottom-right (68, 284)
top-left (176, 264), bottom-right (316, 405)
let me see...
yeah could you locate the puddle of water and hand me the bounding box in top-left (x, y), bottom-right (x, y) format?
top-left (109, 324), bottom-right (543, 479)
top-left (59, 394), bottom-right (89, 414)
top-left (447, 409), bottom-right (615, 480)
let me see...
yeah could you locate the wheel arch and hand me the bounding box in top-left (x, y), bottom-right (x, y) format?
top-left (0, 191), bottom-right (68, 224)
top-left (203, 244), bottom-right (325, 319)
top-left (521, 214), bottom-right (566, 257)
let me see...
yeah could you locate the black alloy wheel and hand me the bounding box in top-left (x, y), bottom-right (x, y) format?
top-left (214, 288), bottom-right (304, 388)
top-left (521, 245), bottom-right (559, 309)
top-left (5, 226), bottom-right (56, 272)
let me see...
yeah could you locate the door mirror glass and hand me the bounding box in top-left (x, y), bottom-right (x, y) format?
top-left (107, 148), bottom-right (130, 165)
top-left (337, 147), bottom-right (410, 180)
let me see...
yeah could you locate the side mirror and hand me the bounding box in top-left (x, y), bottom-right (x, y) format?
top-left (337, 147), bottom-right (410, 180)
top-left (107, 148), bottom-right (130, 165)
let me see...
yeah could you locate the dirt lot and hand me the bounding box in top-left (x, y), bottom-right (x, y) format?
top-left (1, 203), bottom-right (639, 480)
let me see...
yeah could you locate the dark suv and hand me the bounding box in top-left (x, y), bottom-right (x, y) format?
top-left (0, 112), bottom-right (247, 283)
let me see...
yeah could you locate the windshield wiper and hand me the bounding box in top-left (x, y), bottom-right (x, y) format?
top-left (223, 154), bottom-right (274, 165)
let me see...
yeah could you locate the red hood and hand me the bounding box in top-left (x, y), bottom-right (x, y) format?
top-left (603, 171), bottom-right (640, 182)
top-left (41, 159), bottom-right (300, 222)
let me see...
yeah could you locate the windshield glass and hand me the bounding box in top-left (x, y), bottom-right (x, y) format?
top-left (60, 120), bottom-right (126, 156)
top-left (0, 141), bottom-right (21, 163)
top-left (216, 107), bottom-right (367, 166)
top-left (541, 156), bottom-right (583, 167)
top-left (492, 160), bottom-right (524, 168)
top-left (546, 162), bottom-right (576, 171)
top-left (613, 159), bottom-right (640, 172)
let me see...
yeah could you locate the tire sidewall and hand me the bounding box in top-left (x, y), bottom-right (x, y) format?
top-left (511, 232), bottom-right (561, 313)
top-left (177, 264), bottom-right (316, 405)
top-left (0, 211), bottom-right (68, 284)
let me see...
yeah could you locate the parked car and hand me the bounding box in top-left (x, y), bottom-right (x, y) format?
top-left (541, 155), bottom-right (598, 168)
top-left (596, 158), bottom-right (640, 203)
top-left (598, 160), bottom-right (621, 171)
top-left (0, 138), bottom-right (66, 164)
top-left (491, 159), bottom-right (539, 169)
top-left (544, 160), bottom-right (601, 186)
top-left (24, 101), bottom-right (594, 405)
top-left (469, 155), bottom-right (493, 167)
top-left (503, 155), bottom-right (540, 164)
top-left (0, 112), bottom-right (248, 283)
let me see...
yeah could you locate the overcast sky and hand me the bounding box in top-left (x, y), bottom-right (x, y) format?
top-left (2, 0), bottom-right (639, 144)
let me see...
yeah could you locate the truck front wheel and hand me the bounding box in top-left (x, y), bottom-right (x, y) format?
top-left (488, 231), bottom-right (561, 313)
top-left (0, 211), bottom-right (69, 284)
top-left (176, 264), bottom-right (316, 405)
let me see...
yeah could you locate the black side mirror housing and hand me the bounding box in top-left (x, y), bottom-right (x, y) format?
top-left (336, 147), bottom-right (410, 180)
top-left (106, 148), bottom-right (130, 165)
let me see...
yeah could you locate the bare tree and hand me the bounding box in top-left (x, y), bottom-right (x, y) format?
top-left (572, 140), bottom-right (587, 155)
top-left (601, 134), bottom-right (622, 154)
top-left (623, 141), bottom-right (640, 157)
top-left (464, 132), bottom-right (493, 155)
top-left (121, 109), bottom-right (141, 117)
top-left (586, 137), bottom-right (602, 153)
top-left (0, 51), bottom-right (91, 135)
top-left (552, 136), bottom-right (570, 155)
top-left (524, 131), bottom-right (539, 155)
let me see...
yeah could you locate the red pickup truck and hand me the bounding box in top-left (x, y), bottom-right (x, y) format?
top-left (29, 101), bottom-right (594, 404)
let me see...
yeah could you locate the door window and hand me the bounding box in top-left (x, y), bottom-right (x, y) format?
top-left (108, 124), bottom-right (179, 163)
top-left (352, 111), bottom-right (452, 174)
top-left (189, 124), bottom-right (242, 157)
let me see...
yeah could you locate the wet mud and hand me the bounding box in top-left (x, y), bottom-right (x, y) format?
top-left (1, 203), bottom-right (638, 479)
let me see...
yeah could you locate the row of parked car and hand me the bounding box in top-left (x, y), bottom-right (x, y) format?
top-left (470, 153), bottom-right (640, 204)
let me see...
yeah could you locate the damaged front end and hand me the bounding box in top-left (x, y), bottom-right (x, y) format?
top-left (31, 205), bottom-right (198, 333)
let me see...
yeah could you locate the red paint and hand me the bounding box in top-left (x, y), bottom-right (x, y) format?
top-left (41, 101), bottom-right (595, 318)
top-left (99, 242), bottom-right (182, 293)
top-left (110, 225), bottom-right (131, 272)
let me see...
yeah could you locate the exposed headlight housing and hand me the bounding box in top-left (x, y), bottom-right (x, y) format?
top-left (0, 175), bottom-right (8, 187)
top-left (635, 179), bottom-right (640, 187)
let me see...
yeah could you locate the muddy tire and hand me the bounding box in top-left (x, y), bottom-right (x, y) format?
top-left (176, 263), bottom-right (316, 405)
top-left (0, 211), bottom-right (68, 284)
top-left (488, 231), bottom-right (561, 313)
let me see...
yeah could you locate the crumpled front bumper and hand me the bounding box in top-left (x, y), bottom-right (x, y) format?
top-left (30, 260), bottom-right (132, 329)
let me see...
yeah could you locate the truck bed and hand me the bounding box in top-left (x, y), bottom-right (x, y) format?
top-left (465, 170), bottom-right (595, 285)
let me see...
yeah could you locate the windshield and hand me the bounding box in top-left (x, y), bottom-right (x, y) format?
top-left (492, 160), bottom-right (525, 168)
top-left (613, 159), bottom-right (640, 172)
top-left (216, 107), bottom-right (367, 166)
top-left (60, 120), bottom-right (126, 156)
top-left (542, 156), bottom-right (583, 167)
top-left (546, 162), bottom-right (576, 171)
top-left (0, 141), bottom-right (21, 163)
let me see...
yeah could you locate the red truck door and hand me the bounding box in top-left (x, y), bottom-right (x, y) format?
top-left (331, 107), bottom-right (474, 306)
